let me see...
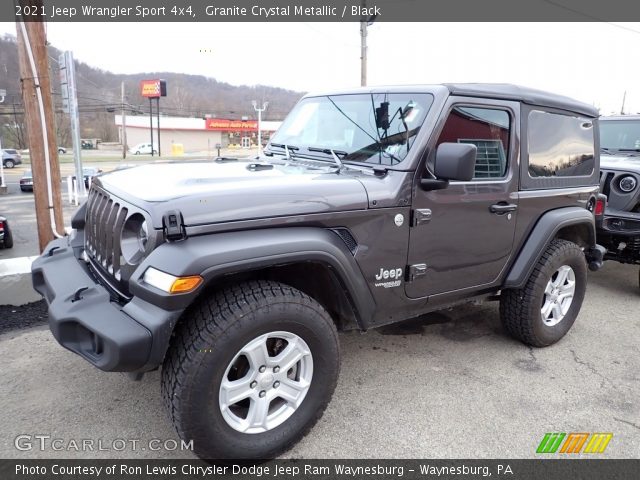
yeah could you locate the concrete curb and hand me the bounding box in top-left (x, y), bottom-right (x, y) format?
top-left (0, 256), bottom-right (41, 306)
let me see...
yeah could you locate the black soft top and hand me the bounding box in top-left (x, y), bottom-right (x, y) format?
top-left (445, 83), bottom-right (598, 118)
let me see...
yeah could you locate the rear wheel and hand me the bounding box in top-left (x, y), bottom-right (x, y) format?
top-left (162, 280), bottom-right (340, 460)
top-left (500, 239), bottom-right (587, 347)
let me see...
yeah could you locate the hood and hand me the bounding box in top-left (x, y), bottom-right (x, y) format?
top-left (96, 160), bottom-right (369, 227)
top-left (600, 153), bottom-right (640, 172)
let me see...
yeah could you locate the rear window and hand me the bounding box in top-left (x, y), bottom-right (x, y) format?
top-left (528, 110), bottom-right (595, 178)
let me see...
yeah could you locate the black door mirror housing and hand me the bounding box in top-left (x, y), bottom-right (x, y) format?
top-left (421, 143), bottom-right (477, 190)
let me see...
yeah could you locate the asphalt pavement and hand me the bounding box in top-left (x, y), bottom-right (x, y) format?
top-left (0, 262), bottom-right (638, 459)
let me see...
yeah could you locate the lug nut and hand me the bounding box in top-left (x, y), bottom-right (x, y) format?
top-left (259, 365), bottom-right (266, 373)
top-left (273, 366), bottom-right (280, 373)
top-left (259, 390), bottom-right (266, 398)
top-left (250, 381), bottom-right (257, 389)
top-left (273, 381), bottom-right (280, 388)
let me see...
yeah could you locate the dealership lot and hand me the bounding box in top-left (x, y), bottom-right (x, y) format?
top-left (0, 262), bottom-right (637, 459)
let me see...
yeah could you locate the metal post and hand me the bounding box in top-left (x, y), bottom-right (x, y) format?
top-left (121, 81), bottom-right (127, 159)
top-left (252, 101), bottom-right (268, 156)
top-left (149, 97), bottom-right (154, 157)
top-left (0, 134), bottom-right (5, 191)
top-left (0, 88), bottom-right (5, 191)
top-left (156, 97), bottom-right (161, 157)
top-left (66, 51), bottom-right (85, 196)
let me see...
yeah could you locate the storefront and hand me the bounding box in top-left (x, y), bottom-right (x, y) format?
top-left (114, 115), bottom-right (281, 154)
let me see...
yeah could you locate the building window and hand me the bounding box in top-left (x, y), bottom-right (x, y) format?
top-left (528, 110), bottom-right (594, 178)
top-left (436, 106), bottom-right (510, 179)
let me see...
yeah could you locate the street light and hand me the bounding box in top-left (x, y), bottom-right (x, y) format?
top-left (0, 88), bottom-right (7, 193)
top-left (252, 100), bottom-right (268, 156)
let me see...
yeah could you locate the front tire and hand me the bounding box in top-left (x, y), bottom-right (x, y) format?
top-left (162, 280), bottom-right (340, 460)
top-left (500, 239), bottom-right (587, 347)
top-left (4, 160), bottom-right (14, 169)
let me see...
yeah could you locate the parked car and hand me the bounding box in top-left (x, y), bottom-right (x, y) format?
top-left (129, 142), bottom-right (158, 155)
top-left (20, 170), bottom-right (33, 192)
top-left (2, 149), bottom-right (22, 168)
top-left (597, 114), bottom-right (640, 288)
top-left (0, 215), bottom-right (13, 249)
top-left (72, 167), bottom-right (103, 188)
top-left (32, 84), bottom-right (605, 460)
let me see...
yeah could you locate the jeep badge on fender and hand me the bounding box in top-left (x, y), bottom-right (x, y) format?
top-left (32, 84), bottom-right (605, 460)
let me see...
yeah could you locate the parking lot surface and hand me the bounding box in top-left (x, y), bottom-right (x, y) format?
top-left (0, 262), bottom-right (638, 459)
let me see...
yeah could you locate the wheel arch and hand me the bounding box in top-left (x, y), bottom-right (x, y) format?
top-left (503, 207), bottom-right (595, 289)
top-left (130, 227), bottom-right (375, 347)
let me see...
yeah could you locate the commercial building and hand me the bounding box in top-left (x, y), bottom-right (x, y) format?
top-left (114, 115), bottom-right (282, 154)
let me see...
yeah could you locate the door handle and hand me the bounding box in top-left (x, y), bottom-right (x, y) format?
top-left (490, 203), bottom-right (518, 214)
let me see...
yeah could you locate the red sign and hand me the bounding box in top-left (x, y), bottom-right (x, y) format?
top-left (205, 118), bottom-right (258, 132)
top-left (140, 79), bottom-right (166, 98)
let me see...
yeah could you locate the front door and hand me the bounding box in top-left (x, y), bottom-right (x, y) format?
top-left (405, 99), bottom-right (520, 299)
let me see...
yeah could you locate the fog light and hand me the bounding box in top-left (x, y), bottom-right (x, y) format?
top-left (143, 268), bottom-right (203, 294)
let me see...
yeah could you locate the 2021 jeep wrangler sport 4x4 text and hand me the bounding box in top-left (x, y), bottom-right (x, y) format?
top-left (32, 84), bottom-right (605, 460)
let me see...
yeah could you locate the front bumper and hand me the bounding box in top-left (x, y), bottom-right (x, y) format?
top-left (32, 236), bottom-right (182, 372)
top-left (598, 207), bottom-right (640, 236)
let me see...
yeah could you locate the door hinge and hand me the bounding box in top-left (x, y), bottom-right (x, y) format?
top-left (407, 263), bottom-right (427, 281)
top-left (412, 208), bottom-right (432, 226)
top-left (163, 210), bottom-right (186, 242)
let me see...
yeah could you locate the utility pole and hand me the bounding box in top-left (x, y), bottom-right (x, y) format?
top-left (359, 4), bottom-right (376, 87)
top-left (121, 81), bottom-right (127, 159)
top-left (620, 91), bottom-right (626, 115)
top-left (16, 11), bottom-right (65, 251)
top-left (252, 101), bottom-right (268, 156)
top-left (360, 19), bottom-right (367, 86)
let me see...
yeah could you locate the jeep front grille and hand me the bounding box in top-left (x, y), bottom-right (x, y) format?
top-left (85, 188), bottom-right (128, 281)
top-left (600, 170), bottom-right (615, 198)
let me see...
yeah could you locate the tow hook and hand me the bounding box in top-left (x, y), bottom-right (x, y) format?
top-left (586, 245), bottom-right (607, 271)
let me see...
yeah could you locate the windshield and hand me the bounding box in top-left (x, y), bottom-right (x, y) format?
top-left (270, 93), bottom-right (434, 166)
top-left (600, 119), bottom-right (640, 151)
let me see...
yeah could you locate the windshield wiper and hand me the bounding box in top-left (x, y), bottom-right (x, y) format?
top-left (268, 143), bottom-right (299, 161)
top-left (307, 147), bottom-right (345, 171)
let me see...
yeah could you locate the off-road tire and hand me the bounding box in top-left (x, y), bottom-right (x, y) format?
top-left (500, 239), bottom-right (587, 347)
top-left (161, 280), bottom-right (340, 460)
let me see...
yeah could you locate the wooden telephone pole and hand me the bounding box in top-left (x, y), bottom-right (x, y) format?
top-left (16, 2), bottom-right (65, 252)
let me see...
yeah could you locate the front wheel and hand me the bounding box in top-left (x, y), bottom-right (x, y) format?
top-left (4, 160), bottom-right (14, 169)
top-left (500, 239), bottom-right (587, 347)
top-left (162, 280), bottom-right (340, 460)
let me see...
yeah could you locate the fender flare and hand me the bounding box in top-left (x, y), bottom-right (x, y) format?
top-left (129, 227), bottom-right (376, 326)
top-left (503, 207), bottom-right (596, 289)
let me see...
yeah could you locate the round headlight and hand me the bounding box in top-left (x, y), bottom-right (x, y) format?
top-left (619, 175), bottom-right (637, 193)
top-left (121, 213), bottom-right (148, 264)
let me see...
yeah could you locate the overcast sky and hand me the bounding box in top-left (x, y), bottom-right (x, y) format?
top-left (1, 21), bottom-right (639, 114)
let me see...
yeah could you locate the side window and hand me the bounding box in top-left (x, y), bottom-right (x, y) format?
top-left (528, 110), bottom-right (594, 178)
top-left (436, 106), bottom-right (510, 179)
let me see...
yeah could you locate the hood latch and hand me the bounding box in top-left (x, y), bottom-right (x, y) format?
top-left (163, 210), bottom-right (186, 242)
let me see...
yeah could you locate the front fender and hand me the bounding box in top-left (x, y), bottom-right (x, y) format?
top-left (128, 227), bottom-right (376, 326)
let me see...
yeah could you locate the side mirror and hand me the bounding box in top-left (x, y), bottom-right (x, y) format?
top-left (421, 143), bottom-right (477, 190)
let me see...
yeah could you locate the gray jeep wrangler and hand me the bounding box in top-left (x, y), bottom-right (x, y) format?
top-left (32, 84), bottom-right (605, 460)
top-left (598, 115), bottom-right (640, 288)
